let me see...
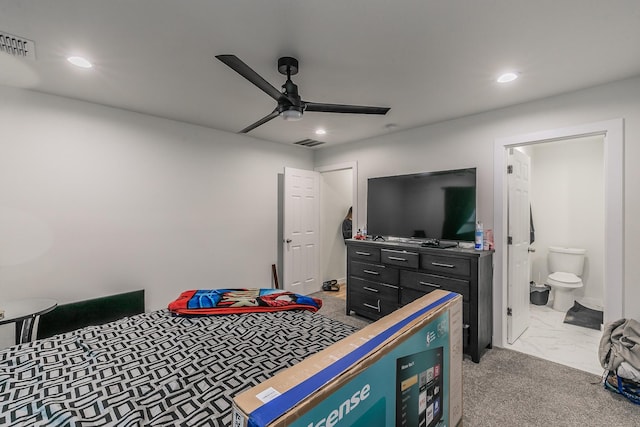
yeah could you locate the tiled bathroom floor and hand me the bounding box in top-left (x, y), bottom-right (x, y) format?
top-left (504, 303), bottom-right (604, 376)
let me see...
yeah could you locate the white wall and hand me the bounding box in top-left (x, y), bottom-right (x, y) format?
top-left (0, 86), bottom-right (313, 347)
top-left (320, 169), bottom-right (352, 284)
top-left (529, 136), bottom-right (604, 307)
top-left (3, 75), bottom-right (639, 350)
top-left (315, 75), bottom-right (640, 332)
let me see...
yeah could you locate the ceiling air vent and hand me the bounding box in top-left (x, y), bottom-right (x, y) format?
top-left (293, 139), bottom-right (325, 148)
top-left (0, 31), bottom-right (36, 60)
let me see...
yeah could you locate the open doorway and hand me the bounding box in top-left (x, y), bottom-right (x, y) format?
top-left (506, 137), bottom-right (606, 374)
top-left (493, 119), bottom-right (623, 374)
top-left (316, 162), bottom-right (358, 289)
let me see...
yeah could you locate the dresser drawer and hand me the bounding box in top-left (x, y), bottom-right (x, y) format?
top-left (399, 286), bottom-right (429, 307)
top-left (400, 287), bottom-right (470, 321)
top-left (421, 254), bottom-right (471, 277)
top-left (348, 245), bottom-right (381, 263)
top-left (349, 276), bottom-right (399, 301)
top-left (381, 248), bottom-right (419, 268)
top-left (351, 261), bottom-right (399, 285)
top-left (400, 270), bottom-right (469, 301)
top-left (349, 287), bottom-right (398, 320)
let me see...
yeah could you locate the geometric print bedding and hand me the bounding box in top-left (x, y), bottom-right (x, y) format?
top-left (0, 309), bottom-right (359, 426)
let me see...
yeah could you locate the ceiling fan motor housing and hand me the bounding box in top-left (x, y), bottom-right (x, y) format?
top-left (279, 67), bottom-right (304, 119)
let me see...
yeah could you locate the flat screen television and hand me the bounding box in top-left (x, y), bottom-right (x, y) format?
top-left (367, 168), bottom-right (476, 242)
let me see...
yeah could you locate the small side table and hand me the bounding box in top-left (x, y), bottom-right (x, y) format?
top-left (0, 298), bottom-right (57, 345)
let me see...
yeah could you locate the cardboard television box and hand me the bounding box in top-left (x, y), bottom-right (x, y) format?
top-left (232, 290), bottom-right (463, 427)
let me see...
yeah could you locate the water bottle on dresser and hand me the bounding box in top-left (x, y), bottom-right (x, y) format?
top-left (475, 221), bottom-right (484, 251)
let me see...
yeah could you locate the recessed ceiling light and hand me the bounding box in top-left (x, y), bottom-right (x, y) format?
top-left (315, 128), bottom-right (326, 135)
top-left (497, 72), bottom-right (518, 83)
top-left (67, 56), bottom-right (93, 69)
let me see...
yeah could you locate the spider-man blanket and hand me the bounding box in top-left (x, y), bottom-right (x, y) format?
top-left (168, 289), bottom-right (322, 315)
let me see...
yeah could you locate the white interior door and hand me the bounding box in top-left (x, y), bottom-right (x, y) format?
top-left (507, 148), bottom-right (532, 344)
top-left (283, 167), bottom-right (320, 295)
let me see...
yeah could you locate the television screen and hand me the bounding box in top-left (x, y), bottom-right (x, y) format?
top-left (367, 168), bottom-right (476, 241)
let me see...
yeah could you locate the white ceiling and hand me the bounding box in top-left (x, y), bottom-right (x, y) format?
top-left (1, 1), bottom-right (639, 148)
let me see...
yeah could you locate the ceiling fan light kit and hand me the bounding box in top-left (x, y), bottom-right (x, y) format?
top-left (282, 107), bottom-right (303, 121)
top-left (215, 54), bottom-right (390, 134)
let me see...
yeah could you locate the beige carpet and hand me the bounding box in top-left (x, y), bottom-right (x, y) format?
top-left (462, 346), bottom-right (639, 426)
top-left (313, 292), bottom-right (640, 426)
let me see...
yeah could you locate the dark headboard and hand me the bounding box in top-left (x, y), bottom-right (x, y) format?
top-left (37, 289), bottom-right (145, 339)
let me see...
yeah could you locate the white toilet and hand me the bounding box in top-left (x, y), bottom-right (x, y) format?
top-left (546, 246), bottom-right (586, 312)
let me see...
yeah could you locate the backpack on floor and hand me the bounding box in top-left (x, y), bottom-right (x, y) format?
top-left (604, 370), bottom-right (640, 405)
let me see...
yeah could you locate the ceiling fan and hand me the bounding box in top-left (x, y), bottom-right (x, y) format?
top-left (215, 55), bottom-right (390, 133)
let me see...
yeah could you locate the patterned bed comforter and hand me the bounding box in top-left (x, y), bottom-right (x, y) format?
top-left (0, 309), bottom-right (359, 426)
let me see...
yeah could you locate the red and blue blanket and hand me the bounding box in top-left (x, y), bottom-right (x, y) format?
top-left (168, 289), bottom-right (322, 315)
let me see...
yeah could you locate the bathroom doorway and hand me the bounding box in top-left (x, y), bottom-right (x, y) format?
top-left (507, 137), bottom-right (605, 374)
top-left (493, 119), bottom-right (624, 375)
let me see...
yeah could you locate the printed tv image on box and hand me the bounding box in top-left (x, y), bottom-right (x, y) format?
top-left (396, 347), bottom-right (444, 427)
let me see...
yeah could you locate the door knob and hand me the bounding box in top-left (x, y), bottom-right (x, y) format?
top-left (285, 239), bottom-right (292, 243)
top-left (528, 247), bottom-right (536, 253)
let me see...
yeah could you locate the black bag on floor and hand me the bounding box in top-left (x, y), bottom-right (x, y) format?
top-left (603, 371), bottom-right (640, 405)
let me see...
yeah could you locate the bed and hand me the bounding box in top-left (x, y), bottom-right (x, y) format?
top-left (1, 289), bottom-right (463, 427)
top-left (0, 300), bottom-right (359, 426)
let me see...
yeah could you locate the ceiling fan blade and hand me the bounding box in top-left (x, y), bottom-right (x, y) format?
top-left (239, 108), bottom-right (280, 133)
top-left (216, 54), bottom-right (283, 102)
top-left (304, 102), bottom-right (390, 115)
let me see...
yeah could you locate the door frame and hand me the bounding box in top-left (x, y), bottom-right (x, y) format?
top-left (315, 161), bottom-right (359, 234)
top-left (315, 161), bottom-right (358, 287)
top-left (493, 119), bottom-right (623, 347)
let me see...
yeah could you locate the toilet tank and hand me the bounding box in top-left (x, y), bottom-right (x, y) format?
top-left (548, 246), bottom-right (586, 275)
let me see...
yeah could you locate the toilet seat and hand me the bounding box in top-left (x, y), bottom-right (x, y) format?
top-left (547, 272), bottom-right (583, 288)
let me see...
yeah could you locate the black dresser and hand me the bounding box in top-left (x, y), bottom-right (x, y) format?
top-left (346, 239), bottom-right (493, 362)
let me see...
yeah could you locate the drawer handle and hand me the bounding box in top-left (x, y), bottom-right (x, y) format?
top-left (355, 251), bottom-right (372, 256)
top-left (363, 269), bottom-right (380, 275)
top-left (363, 286), bottom-right (379, 293)
top-left (419, 281), bottom-right (441, 288)
top-left (388, 256), bottom-right (407, 262)
top-left (363, 301), bottom-right (381, 312)
top-left (431, 262), bottom-right (455, 268)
